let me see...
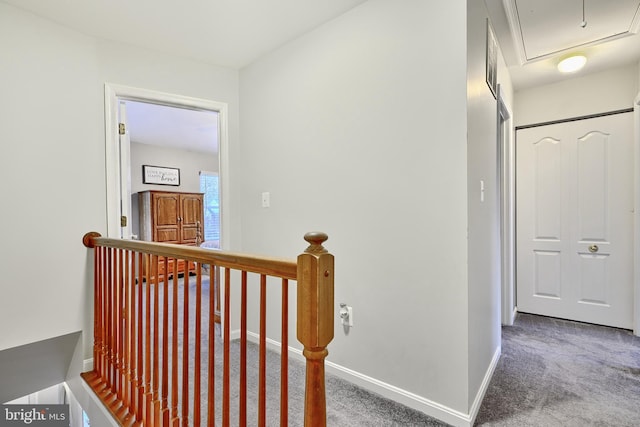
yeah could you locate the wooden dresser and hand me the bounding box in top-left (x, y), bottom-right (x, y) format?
top-left (138, 190), bottom-right (204, 280)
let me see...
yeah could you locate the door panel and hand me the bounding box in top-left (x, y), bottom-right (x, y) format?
top-left (578, 132), bottom-right (608, 239)
top-left (153, 193), bottom-right (180, 243)
top-left (516, 113), bottom-right (633, 329)
top-left (534, 138), bottom-right (562, 240)
top-left (534, 250), bottom-right (561, 298)
top-left (179, 193), bottom-right (203, 245)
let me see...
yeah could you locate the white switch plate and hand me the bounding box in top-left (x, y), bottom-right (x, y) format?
top-left (261, 192), bottom-right (270, 208)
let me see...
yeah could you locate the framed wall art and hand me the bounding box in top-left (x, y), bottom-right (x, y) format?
top-left (142, 165), bottom-right (181, 186)
top-left (486, 19), bottom-right (498, 99)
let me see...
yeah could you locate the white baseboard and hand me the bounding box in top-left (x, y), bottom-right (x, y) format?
top-left (324, 358), bottom-right (473, 427)
top-left (83, 358), bottom-right (93, 372)
top-left (467, 346), bottom-right (501, 426)
top-left (241, 331), bottom-right (483, 427)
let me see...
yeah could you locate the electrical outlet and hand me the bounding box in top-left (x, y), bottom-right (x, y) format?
top-left (339, 303), bottom-right (353, 327)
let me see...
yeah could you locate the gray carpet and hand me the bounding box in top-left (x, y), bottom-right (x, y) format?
top-left (475, 313), bottom-right (640, 427)
top-left (151, 275), bottom-right (445, 426)
top-left (152, 277), bottom-right (640, 426)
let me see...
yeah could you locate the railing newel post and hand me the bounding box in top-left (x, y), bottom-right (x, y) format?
top-left (297, 232), bottom-right (334, 427)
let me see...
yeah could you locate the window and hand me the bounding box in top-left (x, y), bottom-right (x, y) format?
top-left (199, 171), bottom-right (220, 245)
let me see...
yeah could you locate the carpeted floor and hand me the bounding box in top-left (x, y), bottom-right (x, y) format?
top-left (157, 277), bottom-right (640, 426)
top-left (475, 313), bottom-right (640, 427)
top-left (156, 275), bottom-right (445, 426)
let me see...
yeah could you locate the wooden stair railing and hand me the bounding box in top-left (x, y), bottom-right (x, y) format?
top-left (81, 232), bottom-right (334, 427)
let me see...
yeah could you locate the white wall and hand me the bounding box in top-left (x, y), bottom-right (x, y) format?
top-left (130, 142), bottom-right (217, 194)
top-left (0, 1), bottom-right (239, 400)
top-left (240, 0), bottom-right (471, 419)
top-left (466, 0), bottom-right (514, 415)
top-left (515, 64), bottom-right (639, 126)
top-left (0, 2), bottom-right (103, 357)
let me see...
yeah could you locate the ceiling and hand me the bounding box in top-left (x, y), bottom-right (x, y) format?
top-left (6, 0), bottom-right (640, 149)
top-left (1, 0), bottom-right (367, 154)
top-left (2, 0), bottom-right (368, 69)
top-left (125, 101), bottom-right (219, 154)
top-left (486, 0), bottom-right (640, 89)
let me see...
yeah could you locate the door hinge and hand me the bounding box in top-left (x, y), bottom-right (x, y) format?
top-left (119, 123), bottom-right (126, 135)
top-left (121, 215), bottom-right (128, 227)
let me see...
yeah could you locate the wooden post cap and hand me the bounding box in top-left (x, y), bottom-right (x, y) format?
top-left (303, 232), bottom-right (328, 253)
top-left (82, 231), bottom-right (102, 248)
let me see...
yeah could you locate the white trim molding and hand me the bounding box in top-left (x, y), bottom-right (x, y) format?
top-left (103, 83), bottom-right (230, 250)
top-left (468, 346), bottom-right (501, 426)
top-left (633, 92), bottom-right (640, 336)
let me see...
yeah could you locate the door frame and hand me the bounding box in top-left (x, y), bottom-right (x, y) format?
top-left (104, 83), bottom-right (230, 249)
top-left (497, 86), bottom-right (516, 326)
top-left (634, 93), bottom-right (640, 335)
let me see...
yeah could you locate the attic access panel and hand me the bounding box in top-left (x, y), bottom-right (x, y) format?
top-left (513, 0), bottom-right (640, 60)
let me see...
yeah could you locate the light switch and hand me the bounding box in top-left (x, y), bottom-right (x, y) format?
top-left (480, 180), bottom-right (485, 202)
top-left (261, 192), bottom-right (270, 208)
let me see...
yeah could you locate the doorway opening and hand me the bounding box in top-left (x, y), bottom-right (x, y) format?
top-left (104, 83), bottom-right (229, 249)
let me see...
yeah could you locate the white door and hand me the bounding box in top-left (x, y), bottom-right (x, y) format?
top-left (118, 101), bottom-right (132, 239)
top-left (516, 113), bottom-right (634, 329)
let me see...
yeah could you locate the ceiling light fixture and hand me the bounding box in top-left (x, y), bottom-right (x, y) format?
top-left (557, 54), bottom-right (587, 73)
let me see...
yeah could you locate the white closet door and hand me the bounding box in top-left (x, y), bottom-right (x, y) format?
top-left (516, 113), bottom-right (633, 329)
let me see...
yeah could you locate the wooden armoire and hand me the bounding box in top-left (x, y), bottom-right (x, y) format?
top-left (138, 190), bottom-right (204, 279)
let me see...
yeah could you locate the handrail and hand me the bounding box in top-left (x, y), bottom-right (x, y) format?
top-left (83, 232), bottom-right (297, 279)
top-left (81, 231), bottom-right (334, 427)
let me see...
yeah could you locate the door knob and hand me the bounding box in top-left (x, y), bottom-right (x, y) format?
top-left (588, 244), bottom-right (598, 253)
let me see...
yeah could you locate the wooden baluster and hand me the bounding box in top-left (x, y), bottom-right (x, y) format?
top-left (144, 253), bottom-right (153, 424)
top-left (103, 247), bottom-right (110, 392)
top-left (222, 267), bottom-right (231, 427)
top-left (104, 247), bottom-right (110, 393)
top-left (182, 267), bottom-right (190, 426)
top-left (107, 247), bottom-right (115, 394)
top-left (297, 232), bottom-right (334, 427)
top-left (207, 263), bottom-right (217, 427)
top-left (153, 255), bottom-right (160, 424)
top-left (122, 250), bottom-right (130, 411)
top-left (127, 250), bottom-right (137, 423)
top-left (95, 246), bottom-right (103, 380)
top-left (136, 252), bottom-right (145, 424)
top-left (114, 248), bottom-right (127, 421)
top-left (281, 278), bottom-right (289, 427)
top-left (239, 271), bottom-right (247, 427)
top-left (259, 274), bottom-right (267, 427)
top-left (171, 266), bottom-right (180, 426)
top-left (193, 263), bottom-right (202, 427)
top-left (116, 248), bottom-right (123, 403)
top-left (161, 257), bottom-right (170, 425)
